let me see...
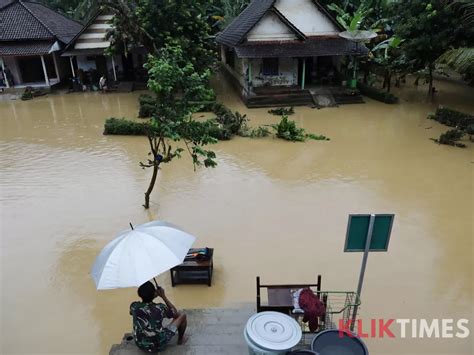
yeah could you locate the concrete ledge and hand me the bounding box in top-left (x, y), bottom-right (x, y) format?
top-left (110, 307), bottom-right (255, 355)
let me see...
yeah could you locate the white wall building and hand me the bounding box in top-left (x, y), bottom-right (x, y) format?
top-left (216, 0), bottom-right (368, 107)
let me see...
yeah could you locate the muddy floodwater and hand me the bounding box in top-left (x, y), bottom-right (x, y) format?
top-left (1, 76), bottom-right (473, 355)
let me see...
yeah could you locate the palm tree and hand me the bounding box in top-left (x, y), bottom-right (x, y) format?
top-left (437, 0), bottom-right (474, 82)
top-left (213, 0), bottom-right (250, 30)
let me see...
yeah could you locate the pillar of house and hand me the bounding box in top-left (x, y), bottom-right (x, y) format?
top-left (301, 58), bottom-right (306, 90)
top-left (69, 56), bottom-right (76, 78)
top-left (52, 53), bottom-right (60, 80)
top-left (247, 58), bottom-right (252, 94)
top-left (40, 55), bottom-right (50, 86)
top-left (111, 55), bottom-right (117, 81)
top-left (1, 57), bottom-right (9, 88)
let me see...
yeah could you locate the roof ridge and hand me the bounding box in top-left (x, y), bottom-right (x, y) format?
top-left (216, 0), bottom-right (277, 47)
top-left (0, 0), bottom-right (16, 11)
top-left (270, 6), bottom-right (306, 40)
top-left (63, 9), bottom-right (102, 51)
top-left (24, 0), bottom-right (85, 27)
top-left (18, 0), bottom-right (55, 38)
top-left (311, 0), bottom-right (344, 32)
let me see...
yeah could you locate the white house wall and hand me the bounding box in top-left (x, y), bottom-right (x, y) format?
top-left (274, 0), bottom-right (339, 36)
top-left (74, 14), bottom-right (113, 50)
top-left (250, 57), bottom-right (297, 87)
top-left (247, 12), bottom-right (297, 42)
top-left (76, 56), bottom-right (97, 71)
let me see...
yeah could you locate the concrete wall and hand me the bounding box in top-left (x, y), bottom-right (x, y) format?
top-left (57, 56), bottom-right (73, 80)
top-left (2, 57), bottom-right (22, 85)
top-left (76, 55), bottom-right (97, 71)
top-left (220, 46), bottom-right (248, 95)
top-left (77, 55), bottom-right (124, 76)
top-left (274, 0), bottom-right (339, 36)
top-left (251, 57), bottom-right (298, 87)
top-left (105, 55), bottom-right (123, 79)
top-left (247, 12), bottom-right (297, 42)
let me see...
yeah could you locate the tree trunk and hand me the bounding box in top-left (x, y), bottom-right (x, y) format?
top-left (428, 64), bottom-right (434, 100)
top-left (387, 70), bottom-right (392, 93)
top-left (143, 163), bottom-right (159, 209)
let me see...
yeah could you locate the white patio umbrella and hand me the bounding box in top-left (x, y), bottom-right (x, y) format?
top-left (91, 221), bottom-right (196, 290)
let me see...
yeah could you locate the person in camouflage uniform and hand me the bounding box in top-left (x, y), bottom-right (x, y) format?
top-left (130, 281), bottom-right (187, 353)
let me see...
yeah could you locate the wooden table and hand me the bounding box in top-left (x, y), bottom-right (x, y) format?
top-left (170, 248), bottom-right (213, 287)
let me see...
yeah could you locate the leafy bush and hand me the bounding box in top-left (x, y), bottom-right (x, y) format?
top-left (104, 118), bottom-right (149, 135)
top-left (249, 126), bottom-right (271, 138)
top-left (21, 86), bottom-right (45, 101)
top-left (268, 107), bottom-right (295, 116)
top-left (205, 119), bottom-right (233, 140)
top-left (428, 107), bottom-right (474, 129)
top-left (466, 124), bottom-right (474, 140)
top-left (271, 116), bottom-right (330, 142)
top-left (138, 95), bottom-right (156, 118)
top-left (357, 82), bottom-right (398, 104)
top-left (194, 101), bottom-right (216, 112)
top-left (239, 124), bottom-right (271, 138)
top-left (212, 103), bottom-right (248, 136)
top-left (431, 129), bottom-right (466, 148)
top-left (21, 90), bottom-right (33, 101)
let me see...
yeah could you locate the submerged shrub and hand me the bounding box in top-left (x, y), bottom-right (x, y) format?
top-left (138, 95), bottom-right (156, 118)
top-left (357, 82), bottom-right (398, 104)
top-left (211, 103), bottom-right (248, 136)
top-left (104, 118), bottom-right (148, 135)
top-left (428, 107), bottom-right (474, 129)
top-left (431, 129), bottom-right (466, 148)
top-left (268, 107), bottom-right (295, 116)
top-left (21, 86), bottom-right (45, 101)
top-left (271, 116), bottom-right (330, 142)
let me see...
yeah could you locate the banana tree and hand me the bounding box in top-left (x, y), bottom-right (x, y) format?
top-left (328, 2), bottom-right (377, 88)
top-left (371, 36), bottom-right (403, 92)
top-left (327, 3), bottom-right (373, 32)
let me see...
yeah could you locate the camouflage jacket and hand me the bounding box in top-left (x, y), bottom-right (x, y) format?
top-left (130, 301), bottom-right (174, 352)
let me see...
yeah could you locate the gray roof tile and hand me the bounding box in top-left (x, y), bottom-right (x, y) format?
top-left (235, 38), bottom-right (368, 58)
top-left (0, 40), bottom-right (52, 55)
top-left (0, 0), bottom-right (82, 44)
top-left (216, 0), bottom-right (276, 47)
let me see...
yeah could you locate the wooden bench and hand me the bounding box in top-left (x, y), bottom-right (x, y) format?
top-left (256, 276), bottom-right (326, 333)
top-left (170, 248), bottom-right (214, 287)
top-left (256, 275), bottom-right (322, 314)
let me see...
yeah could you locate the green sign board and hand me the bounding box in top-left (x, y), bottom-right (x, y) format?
top-left (344, 214), bottom-right (394, 252)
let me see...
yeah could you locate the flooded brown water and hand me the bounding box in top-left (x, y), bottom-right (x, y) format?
top-left (1, 76), bottom-right (473, 354)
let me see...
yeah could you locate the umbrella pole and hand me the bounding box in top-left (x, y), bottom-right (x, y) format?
top-left (153, 277), bottom-right (159, 289)
top-left (130, 223), bottom-right (134, 230)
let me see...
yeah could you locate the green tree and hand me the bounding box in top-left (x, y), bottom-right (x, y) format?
top-left (41, 0), bottom-right (97, 22)
top-left (371, 36), bottom-right (403, 92)
top-left (140, 44), bottom-right (217, 209)
top-left (212, 0), bottom-right (251, 29)
top-left (437, 0), bottom-right (474, 83)
top-left (392, 1), bottom-right (473, 97)
top-left (102, 0), bottom-right (216, 73)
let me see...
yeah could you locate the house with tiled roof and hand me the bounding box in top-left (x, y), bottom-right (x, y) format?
top-left (61, 10), bottom-right (148, 86)
top-left (216, 0), bottom-right (368, 107)
top-left (0, 0), bottom-right (83, 88)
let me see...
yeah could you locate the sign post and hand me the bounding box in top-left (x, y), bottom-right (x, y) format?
top-left (344, 214), bottom-right (394, 331)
